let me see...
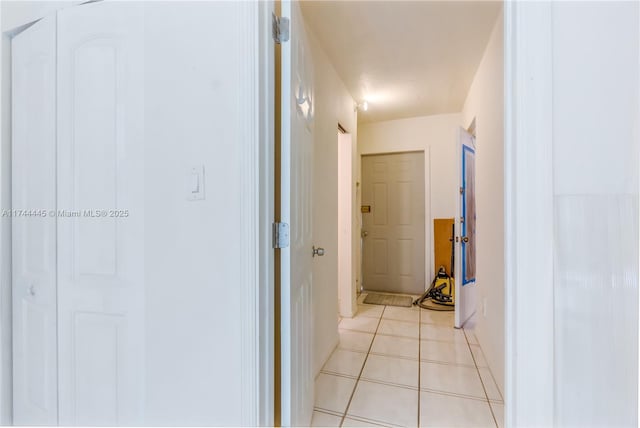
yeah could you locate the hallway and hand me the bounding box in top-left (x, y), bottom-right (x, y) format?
top-left (312, 296), bottom-right (504, 427)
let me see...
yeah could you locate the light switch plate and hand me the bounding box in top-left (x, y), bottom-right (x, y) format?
top-left (187, 165), bottom-right (205, 201)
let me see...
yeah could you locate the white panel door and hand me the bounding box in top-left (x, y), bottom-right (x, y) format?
top-left (280, 1), bottom-right (315, 426)
top-left (361, 152), bottom-right (425, 295)
top-left (57, 2), bottom-right (145, 425)
top-left (455, 128), bottom-right (477, 328)
top-left (11, 14), bottom-right (58, 426)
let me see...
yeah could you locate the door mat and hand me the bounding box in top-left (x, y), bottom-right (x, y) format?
top-left (363, 293), bottom-right (413, 307)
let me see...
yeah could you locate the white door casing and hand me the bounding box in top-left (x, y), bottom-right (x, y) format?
top-left (361, 152), bottom-right (426, 295)
top-left (455, 127), bottom-right (477, 328)
top-left (337, 133), bottom-right (353, 317)
top-left (11, 14), bottom-right (58, 426)
top-left (280, 1), bottom-right (315, 426)
top-left (56, 2), bottom-right (145, 425)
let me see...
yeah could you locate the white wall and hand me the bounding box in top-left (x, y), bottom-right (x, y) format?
top-left (143, 2), bottom-right (264, 425)
top-left (505, 2), bottom-right (638, 424)
top-left (307, 26), bottom-right (358, 376)
top-left (461, 10), bottom-right (504, 395)
top-left (551, 2), bottom-right (638, 425)
top-left (358, 113), bottom-right (462, 282)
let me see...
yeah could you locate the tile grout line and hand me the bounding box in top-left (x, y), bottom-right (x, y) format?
top-left (337, 413), bottom-right (387, 427)
top-left (463, 328), bottom-right (499, 428)
top-left (418, 387), bottom-right (494, 402)
top-left (313, 408), bottom-right (344, 418)
top-left (351, 377), bottom-right (420, 392)
top-left (339, 305), bottom-right (386, 427)
top-left (485, 358), bottom-right (504, 403)
top-left (342, 329), bottom-right (463, 344)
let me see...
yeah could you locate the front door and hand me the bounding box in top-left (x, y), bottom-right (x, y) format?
top-left (455, 128), bottom-right (477, 328)
top-left (361, 152), bottom-right (426, 295)
top-left (279, 1), bottom-right (315, 426)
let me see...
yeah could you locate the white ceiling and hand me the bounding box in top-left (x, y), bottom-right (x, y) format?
top-left (301, 1), bottom-right (502, 123)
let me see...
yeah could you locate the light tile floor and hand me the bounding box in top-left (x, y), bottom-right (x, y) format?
top-left (312, 294), bottom-right (504, 427)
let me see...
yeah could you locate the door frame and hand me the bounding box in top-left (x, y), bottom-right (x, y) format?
top-left (337, 130), bottom-right (354, 317)
top-left (359, 149), bottom-right (431, 294)
top-left (455, 128), bottom-right (477, 329)
top-left (503, 2), bottom-right (555, 426)
top-left (257, 3), bottom-right (275, 426)
top-left (0, 2), bottom-right (274, 425)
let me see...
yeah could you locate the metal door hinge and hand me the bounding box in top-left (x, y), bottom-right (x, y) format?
top-left (272, 13), bottom-right (290, 44)
top-left (272, 222), bottom-right (290, 249)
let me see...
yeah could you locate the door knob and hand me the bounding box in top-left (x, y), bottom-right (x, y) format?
top-left (361, 230), bottom-right (368, 238)
top-left (461, 236), bottom-right (469, 243)
top-left (312, 246), bottom-right (325, 257)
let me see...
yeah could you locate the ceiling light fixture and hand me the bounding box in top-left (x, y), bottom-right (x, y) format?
top-left (355, 101), bottom-right (369, 112)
